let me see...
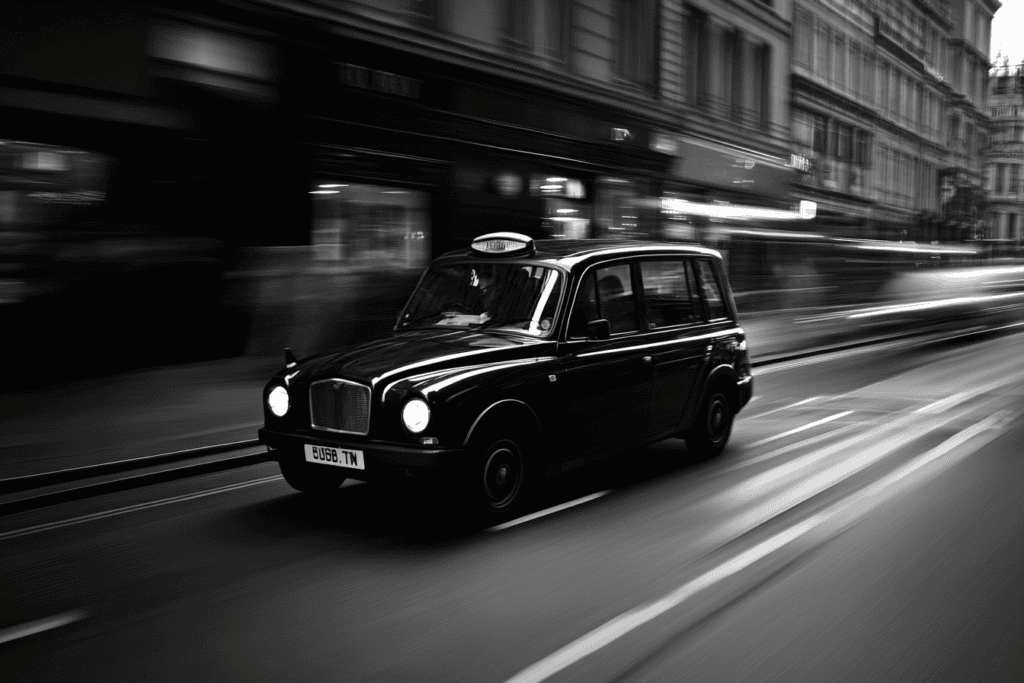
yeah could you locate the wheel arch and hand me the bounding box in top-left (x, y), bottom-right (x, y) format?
top-left (463, 398), bottom-right (543, 448)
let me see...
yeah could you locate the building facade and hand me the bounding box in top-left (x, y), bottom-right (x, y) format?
top-left (789, 0), bottom-right (996, 241)
top-left (941, 0), bottom-right (1000, 240)
top-left (986, 61), bottom-right (1024, 249)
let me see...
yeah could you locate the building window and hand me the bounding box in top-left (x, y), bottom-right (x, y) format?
top-left (615, 0), bottom-right (657, 91)
top-left (832, 35), bottom-right (845, 88)
top-left (545, 0), bottom-right (572, 64)
top-left (721, 28), bottom-right (739, 117)
top-left (862, 51), bottom-right (874, 105)
top-left (995, 164), bottom-right (1005, 195)
top-left (850, 42), bottom-right (861, 97)
top-left (794, 9), bottom-right (812, 67)
top-left (685, 5), bottom-right (711, 106)
top-left (752, 42), bottom-right (771, 130)
top-left (947, 114), bottom-right (960, 148)
top-left (502, 0), bottom-right (534, 52)
top-left (1012, 164), bottom-right (1021, 196)
top-left (879, 63), bottom-right (889, 113)
top-left (812, 112), bottom-right (827, 154)
top-left (816, 25), bottom-right (829, 78)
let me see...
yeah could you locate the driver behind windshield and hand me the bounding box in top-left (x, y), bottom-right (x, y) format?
top-left (400, 262), bottom-right (561, 336)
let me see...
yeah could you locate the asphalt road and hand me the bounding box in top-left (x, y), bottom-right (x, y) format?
top-left (1, 331), bottom-right (1022, 682)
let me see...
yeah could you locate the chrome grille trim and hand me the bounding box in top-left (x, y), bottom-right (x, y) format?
top-left (309, 378), bottom-right (372, 435)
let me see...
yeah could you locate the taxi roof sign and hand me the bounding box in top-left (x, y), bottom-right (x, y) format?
top-left (470, 232), bottom-right (535, 256)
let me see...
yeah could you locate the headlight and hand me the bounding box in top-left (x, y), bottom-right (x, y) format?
top-left (267, 385), bottom-right (289, 417)
top-left (401, 398), bottom-right (431, 434)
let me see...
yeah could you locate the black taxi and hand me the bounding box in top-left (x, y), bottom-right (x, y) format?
top-left (258, 233), bottom-right (752, 517)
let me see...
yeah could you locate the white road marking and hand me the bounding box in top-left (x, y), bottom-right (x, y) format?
top-left (502, 518), bottom-right (820, 683)
top-left (747, 395), bottom-right (822, 419)
top-left (0, 476), bottom-right (284, 542)
top-left (0, 610), bottom-right (88, 645)
top-left (503, 412), bottom-right (1009, 683)
top-left (488, 491), bottom-right (611, 532)
top-left (738, 423), bottom-right (862, 468)
top-left (746, 411), bottom-right (854, 448)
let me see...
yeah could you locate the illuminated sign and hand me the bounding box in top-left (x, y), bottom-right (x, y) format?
top-left (471, 232), bottom-right (535, 256)
top-left (530, 175), bottom-right (586, 199)
top-left (660, 198), bottom-right (817, 221)
top-left (788, 154), bottom-right (812, 172)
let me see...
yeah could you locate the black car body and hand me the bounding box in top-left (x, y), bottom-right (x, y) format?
top-left (259, 233), bottom-right (753, 516)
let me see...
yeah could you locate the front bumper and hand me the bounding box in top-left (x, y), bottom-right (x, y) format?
top-left (258, 427), bottom-right (468, 481)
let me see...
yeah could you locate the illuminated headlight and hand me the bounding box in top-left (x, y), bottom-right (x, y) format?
top-left (267, 385), bottom-right (289, 417)
top-left (402, 398), bottom-right (431, 434)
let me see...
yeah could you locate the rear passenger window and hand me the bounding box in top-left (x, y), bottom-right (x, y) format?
top-left (595, 263), bottom-right (638, 334)
top-left (692, 259), bottom-right (728, 320)
top-left (639, 260), bottom-right (695, 329)
top-left (569, 263), bottom-right (639, 336)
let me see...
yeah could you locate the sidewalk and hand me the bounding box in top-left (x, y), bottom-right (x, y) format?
top-left (0, 307), bottom-right (872, 481)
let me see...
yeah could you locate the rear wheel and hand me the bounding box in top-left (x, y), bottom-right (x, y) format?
top-left (685, 385), bottom-right (734, 459)
top-left (279, 456), bottom-right (347, 495)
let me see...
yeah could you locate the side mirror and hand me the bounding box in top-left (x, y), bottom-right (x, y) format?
top-left (586, 319), bottom-right (611, 340)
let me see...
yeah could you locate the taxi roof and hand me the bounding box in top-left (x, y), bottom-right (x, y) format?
top-left (434, 239), bottom-right (722, 270)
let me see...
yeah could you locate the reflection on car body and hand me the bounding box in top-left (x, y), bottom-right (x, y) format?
top-left (258, 232), bottom-right (753, 518)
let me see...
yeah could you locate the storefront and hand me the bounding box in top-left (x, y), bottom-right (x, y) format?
top-left (285, 32), bottom-right (673, 264)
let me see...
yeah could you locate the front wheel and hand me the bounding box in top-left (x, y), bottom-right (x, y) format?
top-left (462, 435), bottom-right (534, 520)
top-left (685, 387), bottom-right (734, 459)
top-left (279, 456), bottom-right (347, 495)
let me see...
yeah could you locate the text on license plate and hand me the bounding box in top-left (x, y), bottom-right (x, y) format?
top-left (304, 444), bottom-right (365, 470)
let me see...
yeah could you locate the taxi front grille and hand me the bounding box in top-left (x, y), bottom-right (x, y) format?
top-left (309, 379), bottom-right (371, 435)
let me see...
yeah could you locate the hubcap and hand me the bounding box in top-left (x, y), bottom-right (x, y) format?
top-left (483, 445), bottom-right (522, 509)
top-left (707, 396), bottom-right (729, 444)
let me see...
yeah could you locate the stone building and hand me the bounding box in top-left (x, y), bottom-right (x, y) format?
top-left (986, 60), bottom-right (1024, 250)
top-left (789, 0), bottom-right (997, 241)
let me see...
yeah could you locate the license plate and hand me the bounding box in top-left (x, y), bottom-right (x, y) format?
top-left (304, 444), bottom-right (365, 470)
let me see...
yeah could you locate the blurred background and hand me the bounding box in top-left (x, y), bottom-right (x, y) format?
top-left (1, 0), bottom-right (1021, 386)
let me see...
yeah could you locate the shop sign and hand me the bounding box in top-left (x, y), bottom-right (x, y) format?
top-left (339, 63), bottom-right (421, 99)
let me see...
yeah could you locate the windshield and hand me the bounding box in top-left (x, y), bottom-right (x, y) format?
top-left (399, 262), bottom-right (563, 337)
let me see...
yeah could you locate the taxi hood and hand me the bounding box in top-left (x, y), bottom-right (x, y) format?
top-left (296, 329), bottom-right (549, 387)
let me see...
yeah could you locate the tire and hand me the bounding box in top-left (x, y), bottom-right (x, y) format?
top-left (471, 434), bottom-right (532, 518)
top-left (685, 385), bottom-right (734, 459)
top-left (279, 456), bottom-right (347, 495)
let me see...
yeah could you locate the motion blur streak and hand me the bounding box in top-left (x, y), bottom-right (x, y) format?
top-left (504, 409), bottom-right (1010, 683)
top-left (0, 476), bottom-right (282, 542)
top-left (502, 519), bottom-right (821, 683)
top-left (0, 610), bottom-right (88, 645)
top-left (489, 491), bottom-right (611, 532)
top-left (747, 411), bottom-right (853, 448)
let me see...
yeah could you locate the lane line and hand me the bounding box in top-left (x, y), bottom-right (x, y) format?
top-left (747, 396), bottom-right (823, 419)
top-left (0, 610), bottom-right (88, 645)
top-left (0, 475), bottom-right (284, 542)
top-left (502, 412), bottom-right (1009, 683)
top-left (746, 411), bottom-right (854, 448)
top-left (489, 491), bottom-right (611, 532)
top-left (502, 517), bottom-right (821, 683)
top-left (736, 423), bottom-right (863, 469)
